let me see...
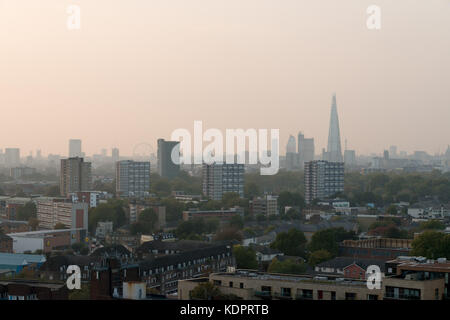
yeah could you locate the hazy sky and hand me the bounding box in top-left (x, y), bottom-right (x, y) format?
top-left (0, 0), bottom-right (449, 157)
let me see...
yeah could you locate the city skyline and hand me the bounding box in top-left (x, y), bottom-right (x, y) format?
top-left (1, 1), bottom-right (449, 156)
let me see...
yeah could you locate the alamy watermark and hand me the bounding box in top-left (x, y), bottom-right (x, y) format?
top-left (171, 121), bottom-right (279, 175)
top-left (366, 265), bottom-right (382, 290)
top-left (66, 265), bottom-right (81, 290)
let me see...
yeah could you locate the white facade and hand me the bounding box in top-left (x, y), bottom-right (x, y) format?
top-left (8, 235), bottom-right (44, 253)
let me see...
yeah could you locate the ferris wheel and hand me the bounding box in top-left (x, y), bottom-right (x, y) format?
top-left (132, 143), bottom-right (155, 160)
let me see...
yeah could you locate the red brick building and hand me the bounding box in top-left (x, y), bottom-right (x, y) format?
top-left (0, 234), bottom-right (13, 253)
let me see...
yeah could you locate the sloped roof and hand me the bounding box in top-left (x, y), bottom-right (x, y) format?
top-left (90, 244), bottom-right (131, 257)
top-left (39, 255), bottom-right (100, 271)
top-left (316, 256), bottom-right (385, 272)
top-left (0, 253), bottom-right (46, 266)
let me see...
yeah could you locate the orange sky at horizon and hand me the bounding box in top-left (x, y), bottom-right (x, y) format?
top-left (0, 0), bottom-right (449, 157)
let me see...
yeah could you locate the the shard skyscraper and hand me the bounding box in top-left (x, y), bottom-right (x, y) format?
top-left (325, 94), bottom-right (343, 162)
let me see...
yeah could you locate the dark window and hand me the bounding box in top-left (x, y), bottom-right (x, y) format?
top-left (229, 281), bottom-right (233, 288)
top-left (345, 292), bottom-right (356, 300)
top-left (240, 283), bottom-right (244, 289)
top-left (331, 291), bottom-right (336, 300)
top-left (318, 290), bottom-right (323, 300)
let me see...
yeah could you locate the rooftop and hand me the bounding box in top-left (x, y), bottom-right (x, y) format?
top-left (213, 270), bottom-right (369, 287)
top-left (0, 253), bottom-right (46, 266)
top-left (7, 228), bottom-right (84, 238)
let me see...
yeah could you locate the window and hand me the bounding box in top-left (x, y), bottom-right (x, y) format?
top-left (345, 292), bottom-right (356, 300)
top-left (435, 288), bottom-right (439, 300)
top-left (331, 291), bottom-right (336, 300)
top-left (229, 281), bottom-right (233, 288)
top-left (261, 286), bottom-right (271, 293)
top-left (240, 283), bottom-right (244, 289)
top-left (318, 290), bottom-right (323, 300)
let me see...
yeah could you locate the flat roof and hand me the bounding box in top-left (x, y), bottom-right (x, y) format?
top-left (212, 270), bottom-right (368, 287)
top-left (7, 228), bottom-right (85, 238)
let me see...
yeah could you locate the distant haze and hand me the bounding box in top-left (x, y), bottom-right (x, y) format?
top-left (0, 0), bottom-right (449, 156)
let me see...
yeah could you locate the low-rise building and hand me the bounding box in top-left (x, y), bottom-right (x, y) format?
top-left (36, 199), bottom-right (88, 232)
top-left (0, 253), bottom-right (46, 274)
top-left (315, 257), bottom-right (386, 280)
top-left (138, 242), bottom-right (235, 295)
top-left (7, 229), bottom-right (86, 253)
top-left (0, 280), bottom-right (68, 300)
top-left (0, 219), bottom-right (30, 234)
top-left (339, 238), bottom-right (412, 261)
top-left (178, 270), bottom-right (382, 300)
top-left (0, 234), bottom-right (13, 253)
top-left (95, 221), bottom-right (113, 239)
top-left (182, 207), bottom-right (243, 222)
top-left (385, 256), bottom-right (450, 299)
top-left (250, 195), bottom-right (279, 217)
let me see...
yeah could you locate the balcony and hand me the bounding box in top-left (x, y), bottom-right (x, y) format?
top-left (384, 293), bottom-right (420, 300)
top-left (274, 292), bottom-right (293, 300)
top-left (254, 291), bottom-right (272, 300)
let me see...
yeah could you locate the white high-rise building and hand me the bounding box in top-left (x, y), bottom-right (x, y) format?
top-left (304, 160), bottom-right (344, 204)
top-left (69, 139), bottom-right (82, 158)
top-left (298, 132), bottom-right (315, 169)
top-left (202, 163), bottom-right (244, 201)
top-left (286, 135), bottom-right (297, 170)
top-left (112, 148), bottom-right (120, 163)
top-left (116, 160), bottom-right (151, 198)
top-left (60, 157), bottom-right (92, 196)
top-left (5, 148), bottom-right (20, 167)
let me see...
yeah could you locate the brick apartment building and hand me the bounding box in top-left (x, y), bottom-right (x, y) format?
top-left (182, 207), bottom-right (243, 222)
top-left (178, 270), bottom-right (382, 300)
top-left (36, 199), bottom-right (88, 231)
top-left (0, 280), bottom-right (68, 300)
top-left (0, 234), bottom-right (13, 253)
top-left (339, 238), bottom-right (412, 261)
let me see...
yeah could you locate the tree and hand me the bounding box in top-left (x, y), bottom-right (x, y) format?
top-left (244, 182), bottom-right (260, 199)
top-left (221, 192), bottom-right (246, 209)
top-left (213, 227), bottom-right (243, 242)
top-left (44, 185), bottom-right (60, 197)
top-left (308, 250), bottom-right (333, 266)
top-left (205, 218), bottom-right (220, 233)
top-left (190, 282), bottom-right (220, 300)
top-left (411, 231), bottom-right (450, 259)
top-left (229, 215), bottom-right (244, 229)
top-left (233, 245), bottom-right (258, 269)
top-left (267, 258), bottom-right (306, 275)
top-left (69, 284), bottom-right (91, 300)
top-left (278, 191), bottom-right (305, 210)
top-left (270, 229), bottom-right (307, 257)
top-left (386, 204), bottom-right (398, 215)
top-left (175, 218), bottom-right (207, 239)
top-left (308, 228), bottom-right (356, 257)
top-left (16, 202), bottom-right (37, 221)
top-left (88, 201), bottom-right (127, 233)
top-left (28, 218), bottom-right (39, 231)
top-left (419, 220), bottom-right (446, 231)
top-left (138, 208), bottom-right (159, 233)
top-left (152, 179), bottom-right (172, 197)
top-left (54, 223), bottom-right (67, 230)
top-left (71, 242), bottom-right (88, 254)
